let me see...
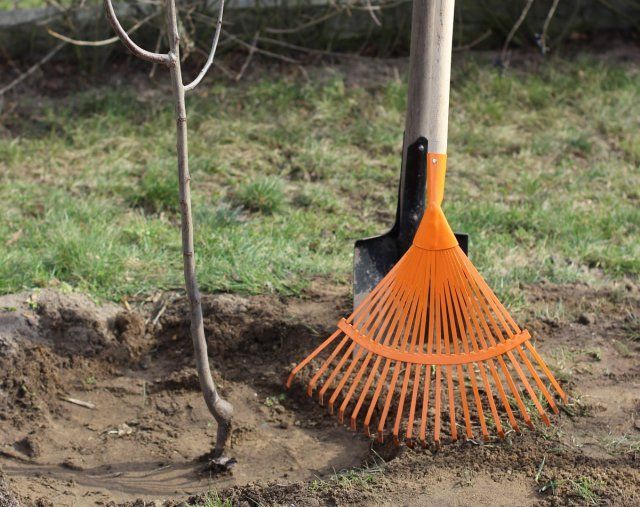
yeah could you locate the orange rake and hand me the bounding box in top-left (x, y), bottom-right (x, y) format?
top-left (287, 0), bottom-right (566, 446)
top-left (287, 146), bottom-right (567, 445)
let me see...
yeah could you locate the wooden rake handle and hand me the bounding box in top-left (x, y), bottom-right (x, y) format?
top-left (405, 0), bottom-right (456, 155)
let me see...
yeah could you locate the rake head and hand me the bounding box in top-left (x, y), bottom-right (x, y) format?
top-left (287, 152), bottom-right (567, 446)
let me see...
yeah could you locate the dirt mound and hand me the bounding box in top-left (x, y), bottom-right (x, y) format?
top-left (0, 290), bottom-right (148, 428)
top-left (0, 283), bottom-right (638, 506)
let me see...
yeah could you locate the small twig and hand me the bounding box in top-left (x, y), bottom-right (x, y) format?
top-left (151, 301), bottom-right (167, 325)
top-left (535, 455), bottom-right (546, 483)
top-left (501, 0), bottom-right (535, 66)
top-left (264, 8), bottom-right (344, 35)
top-left (61, 396), bottom-right (96, 409)
top-left (46, 12), bottom-right (157, 47)
top-left (538, 0), bottom-right (560, 55)
top-left (363, 0), bottom-right (382, 27)
top-left (0, 41), bottom-right (66, 96)
top-left (454, 29), bottom-right (492, 51)
top-left (235, 30), bottom-right (259, 82)
top-left (223, 31), bottom-right (299, 64)
top-left (184, 0), bottom-right (225, 92)
top-left (149, 30), bottom-right (163, 78)
top-left (140, 463), bottom-right (172, 477)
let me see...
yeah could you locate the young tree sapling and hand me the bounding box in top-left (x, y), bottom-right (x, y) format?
top-left (104, 0), bottom-right (233, 462)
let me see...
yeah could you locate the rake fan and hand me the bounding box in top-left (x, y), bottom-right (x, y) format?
top-left (288, 149), bottom-right (566, 445)
top-left (287, 0), bottom-right (566, 445)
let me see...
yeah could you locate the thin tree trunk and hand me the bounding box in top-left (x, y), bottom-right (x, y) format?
top-left (104, 0), bottom-right (233, 459)
top-left (165, 0), bottom-right (233, 458)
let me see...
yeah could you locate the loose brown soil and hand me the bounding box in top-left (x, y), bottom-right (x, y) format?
top-left (0, 281), bottom-right (638, 506)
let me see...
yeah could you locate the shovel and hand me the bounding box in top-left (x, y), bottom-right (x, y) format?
top-left (353, 4), bottom-right (468, 308)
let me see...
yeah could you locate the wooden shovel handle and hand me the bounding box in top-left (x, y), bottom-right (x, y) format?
top-left (404, 0), bottom-right (455, 155)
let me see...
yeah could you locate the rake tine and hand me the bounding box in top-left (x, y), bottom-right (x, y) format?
top-left (318, 341), bottom-right (357, 407)
top-left (449, 250), bottom-right (547, 427)
top-left (444, 257), bottom-right (487, 439)
top-left (497, 355), bottom-right (532, 429)
top-left (438, 268), bottom-right (457, 441)
top-left (419, 253), bottom-right (436, 445)
top-left (505, 350), bottom-right (550, 425)
top-left (442, 253), bottom-right (472, 439)
top-left (351, 354), bottom-right (384, 431)
top-left (352, 263), bottom-right (418, 431)
top-left (329, 345), bottom-right (368, 415)
top-left (450, 259), bottom-right (523, 432)
top-left (384, 253), bottom-right (429, 442)
top-left (394, 362), bottom-right (412, 445)
top-left (365, 359), bottom-right (396, 438)
top-left (517, 345), bottom-right (559, 417)
top-left (339, 350), bottom-right (374, 426)
top-left (367, 276), bottom-right (422, 440)
top-left (349, 253), bottom-right (407, 326)
top-left (459, 264), bottom-right (565, 416)
top-left (308, 335), bottom-right (350, 396)
top-left (433, 259), bottom-right (444, 445)
top-left (287, 329), bottom-right (341, 388)
top-left (525, 341), bottom-right (567, 402)
top-left (407, 253), bottom-right (432, 445)
top-left (397, 252), bottom-right (430, 444)
top-left (377, 362), bottom-right (404, 442)
top-left (448, 258), bottom-right (504, 438)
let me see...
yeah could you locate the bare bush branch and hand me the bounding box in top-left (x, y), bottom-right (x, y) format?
top-left (0, 41), bottom-right (66, 96)
top-left (539, 0), bottom-right (560, 54)
top-left (223, 30), bottom-right (299, 64)
top-left (264, 8), bottom-right (344, 35)
top-left (46, 12), bottom-right (157, 47)
top-left (104, 0), bottom-right (171, 65)
top-left (454, 28), bottom-right (492, 51)
top-left (501, 0), bottom-right (535, 66)
top-left (184, 0), bottom-right (225, 92)
top-left (235, 30), bottom-right (259, 81)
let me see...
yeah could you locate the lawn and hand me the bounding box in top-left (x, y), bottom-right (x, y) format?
top-left (1, 53), bottom-right (638, 305)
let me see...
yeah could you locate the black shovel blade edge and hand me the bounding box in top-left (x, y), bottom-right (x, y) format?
top-left (353, 230), bottom-right (469, 309)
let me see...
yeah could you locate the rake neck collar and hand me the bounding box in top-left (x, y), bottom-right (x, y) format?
top-left (413, 151), bottom-right (458, 251)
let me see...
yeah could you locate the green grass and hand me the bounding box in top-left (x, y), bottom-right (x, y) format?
top-left (187, 491), bottom-right (232, 507)
top-left (1, 54), bottom-right (638, 302)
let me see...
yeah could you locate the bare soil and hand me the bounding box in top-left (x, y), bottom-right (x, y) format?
top-left (0, 280), bottom-right (638, 506)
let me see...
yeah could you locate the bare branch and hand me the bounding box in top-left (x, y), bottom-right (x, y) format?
top-left (363, 0), bottom-right (382, 27)
top-left (223, 30), bottom-right (299, 64)
top-left (184, 0), bottom-right (225, 92)
top-left (501, 0), bottom-right (535, 66)
top-left (103, 0), bottom-right (170, 65)
top-left (149, 29), bottom-right (164, 78)
top-left (0, 41), bottom-right (66, 96)
top-left (46, 12), bottom-right (157, 47)
top-left (264, 8), bottom-right (343, 35)
top-left (539, 0), bottom-right (560, 55)
top-left (454, 29), bottom-right (492, 52)
top-left (235, 30), bottom-right (259, 82)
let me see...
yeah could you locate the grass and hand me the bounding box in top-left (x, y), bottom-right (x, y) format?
top-left (0, 54), bottom-right (639, 303)
top-left (309, 461), bottom-right (384, 493)
top-left (188, 491), bottom-right (233, 507)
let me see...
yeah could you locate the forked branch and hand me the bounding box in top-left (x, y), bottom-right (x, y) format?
top-left (104, 0), bottom-right (171, 65)
top-left (104, 0), bottom-right (233, 460)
